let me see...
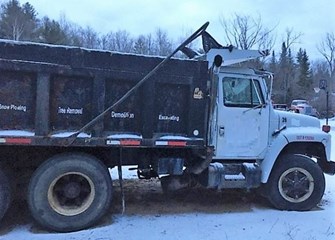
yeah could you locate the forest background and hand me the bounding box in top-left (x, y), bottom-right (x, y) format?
top-left (1, 0), bottom-right (334, 114)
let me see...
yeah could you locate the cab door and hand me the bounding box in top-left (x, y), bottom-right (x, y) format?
top-left (215, 74), bottom-right (270, 159)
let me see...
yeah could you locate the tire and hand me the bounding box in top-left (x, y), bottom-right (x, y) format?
top-left (0, 167), bottom-right (11, 221)
top-left (266, 154), bottom-right (325, 211)
top-left (28, 153), bottom-right (112, 232)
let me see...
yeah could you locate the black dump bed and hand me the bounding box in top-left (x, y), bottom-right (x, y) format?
top-left (0, 41), bottom-right (210, 148)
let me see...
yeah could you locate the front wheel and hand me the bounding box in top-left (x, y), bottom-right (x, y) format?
top-left (28, 153), bottom-right (112, 232)
top-left (266, 154), bottom-right (325, 211)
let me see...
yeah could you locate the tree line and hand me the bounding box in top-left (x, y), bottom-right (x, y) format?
top-left (0, 0), bottom-right (334, 113)
top-left (0, 0), bottom-right (176, 55)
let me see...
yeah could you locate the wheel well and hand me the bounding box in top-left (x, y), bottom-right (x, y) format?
top-left (277, 142), bottom-right (329, 173)
top-left (0, 145), bottom-right (115, 201)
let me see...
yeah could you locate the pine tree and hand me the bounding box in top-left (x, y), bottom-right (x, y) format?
top-left (38, 17), bottom-right (68, 45)
top-left (271, 50), bottom-right (281, 103)
top-left (269, 50), bottom-right (277, 73)
top-left (133, 34), bottom-right (156, 55)
top-left (275, 42), bottom-right (289, 102)
top-left (296, 48), bottom-right (312, 96)
top-left (133, 35), bottom-right (148, 54)
top-left (0, 0), bottom-right (38, 41)
top-left (286, 48), bottom-right (295, 102)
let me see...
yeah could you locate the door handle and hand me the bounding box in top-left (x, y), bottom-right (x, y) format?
top-left (219, 126), bottom-right (225, 136)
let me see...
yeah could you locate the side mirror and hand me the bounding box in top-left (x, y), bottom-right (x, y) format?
top-left (214, 55), bottom-right (223, 67)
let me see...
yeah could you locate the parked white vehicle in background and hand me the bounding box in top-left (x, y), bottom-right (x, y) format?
top-left (290, 99), bottom-right (319, 117)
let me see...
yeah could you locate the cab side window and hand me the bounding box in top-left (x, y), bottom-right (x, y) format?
top-left (223, 77), bottom-right (264, 108)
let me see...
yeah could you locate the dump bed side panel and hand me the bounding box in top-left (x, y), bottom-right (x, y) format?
top-left (0, 71), bottom-right (36, 130)
top-left (0, 41), bottom-right (209, 147)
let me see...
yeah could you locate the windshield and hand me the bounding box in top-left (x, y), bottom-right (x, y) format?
top-left (292, 100), bottom-right (308, 105)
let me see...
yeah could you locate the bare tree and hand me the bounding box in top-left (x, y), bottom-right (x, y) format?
top-left (145, 33), bottom-right (155, 55)
top-left (283, 28), bottom-right (303, 49)
top-left (220, 13), bottom-right (275, 50)
top-left (317, 32), bottom-right (335, 111)
top-left (101, 30), bottom-right (134, 53)
top-left (317, 32), bottom-right (335, 80)
top-left (133, 34), bottom-right (156, 55)
top-left (154, 28), bottom-right (173, 56)
top-left (312, 60), bottom-right (331, 111)
top-left (79, 26), bottom-right (100, 49)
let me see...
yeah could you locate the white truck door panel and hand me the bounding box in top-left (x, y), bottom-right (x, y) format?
top-left (215, 75), bottom-right (270, 159)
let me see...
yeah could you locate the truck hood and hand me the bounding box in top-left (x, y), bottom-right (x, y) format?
top-left (275, 110), bottom-right (320, 129)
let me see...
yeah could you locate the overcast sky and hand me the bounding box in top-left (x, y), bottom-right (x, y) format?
top-left (24, 0), bottom-right (335, 60)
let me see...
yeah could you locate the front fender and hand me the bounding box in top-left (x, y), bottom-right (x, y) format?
top-left (260, 134), bottom-right (288, 183)
top-left (261, 127), bottom-right (331, 183)
top-left (283, 127), bottom-right (331, 161)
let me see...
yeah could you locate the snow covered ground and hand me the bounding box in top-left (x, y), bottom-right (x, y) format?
top-left (1, 119), bottom-right (335, 240)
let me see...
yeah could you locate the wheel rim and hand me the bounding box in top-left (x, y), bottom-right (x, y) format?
top-left (48, 172), bottom-right (95, 216)
top-left (278, 167), bottom-right (314, 203)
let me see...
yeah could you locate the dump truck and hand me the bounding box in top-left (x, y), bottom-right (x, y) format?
top-left (0, 23), bottom-right (333, 232)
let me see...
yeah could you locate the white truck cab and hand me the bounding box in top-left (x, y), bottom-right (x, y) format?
top-left (203, 47), bottom-right (334, 211)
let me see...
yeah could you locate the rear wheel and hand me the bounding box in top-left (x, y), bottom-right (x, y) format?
top-left (28, 153), bottom-right (112, 232)
top-left (266, 154), bottom-right (325, 211)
